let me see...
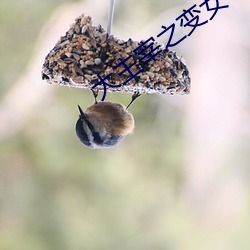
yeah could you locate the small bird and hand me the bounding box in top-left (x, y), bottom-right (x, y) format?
top-left (75, 91), bottom-right (140, 149)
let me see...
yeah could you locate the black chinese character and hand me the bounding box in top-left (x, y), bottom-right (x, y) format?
top-left (92, 73), bottom-right (121, 101)
top-left (199, 0), bottom-right (229, 20)
top-left (113, 56), bottom-right (144, 85)
top-left (134, 37), bottom-right (162, 64)
top-left (157, 23), bottom-right (187, 51)
top-left (176, 4), bottom-right (201, 27)
top-left (184, 16), bottom-right (208, 36)
top-left (176, 4), bottom-right (208, 36)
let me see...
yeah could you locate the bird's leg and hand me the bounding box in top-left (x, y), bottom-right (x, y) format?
top-left (91, 89), bottom-right (99, 104)
top-left (126, 92), bottom-right (141, 110)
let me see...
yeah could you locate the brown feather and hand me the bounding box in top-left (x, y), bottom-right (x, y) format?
top-left (85, 102), bottom-right (134, 135)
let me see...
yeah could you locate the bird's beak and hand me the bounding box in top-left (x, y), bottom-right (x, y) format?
top-left (77, 105), bottom-right (86, 119)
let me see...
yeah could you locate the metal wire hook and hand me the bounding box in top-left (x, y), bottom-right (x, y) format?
top-left (107, 0), bottom-right (115, 35)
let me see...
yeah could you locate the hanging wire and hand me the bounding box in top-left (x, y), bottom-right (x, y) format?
top-left (107, 0), bottom-right (115, 35)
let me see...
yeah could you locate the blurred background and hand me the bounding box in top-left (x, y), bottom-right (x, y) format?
top-left (1, 0), bottom-right (250, 249)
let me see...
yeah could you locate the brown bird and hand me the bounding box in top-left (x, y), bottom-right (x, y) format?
top-left (75, 92), bottom-right (140, 149)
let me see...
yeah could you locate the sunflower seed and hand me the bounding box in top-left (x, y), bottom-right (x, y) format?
top-left (82, 43), bottom-right (90, 50)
